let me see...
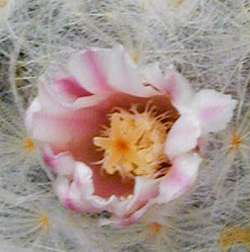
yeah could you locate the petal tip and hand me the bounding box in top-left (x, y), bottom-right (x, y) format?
top-left (193, 90), bottom-right (237, 133)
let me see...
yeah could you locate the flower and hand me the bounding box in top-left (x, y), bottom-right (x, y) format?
top-left (25, 45), bottom-right (236, 227)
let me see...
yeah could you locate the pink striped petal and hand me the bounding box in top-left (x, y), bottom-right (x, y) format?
top-left (55, 76), bottom-right (92, 99)
top-left (29, 108), bottom-right (101, 147)
top-left (50, 153), bottom-right (105, 212)
top-left (37, 81), bottom-right (107, 115)
top-left (53, 155), bottom-right (159, 223)
top-left (54, 161), bottom-right (100, 213)
top-left (191, 89), bottom-right (237, 133)
top-left (165, 114), bottom-right (201, 159)
top-left (25, 84), bottom-right (107, 148)
top-left (68, 48), bottom-right (113, 94)
top-left (68, 45), bottom-right (155, 97)
top-left (158, 153), bottom-right (202, 203)
top-left (37, 81), bottom-right (72, 114)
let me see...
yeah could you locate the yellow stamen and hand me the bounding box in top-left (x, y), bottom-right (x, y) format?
top-left (0, 0), bottom-right (7, 8)
top-left (219, 226), bottom-right (250, 251)
top-left (38, 214), bottom-right (49, 232)
top-left (230, 131), bottom-right (242, 151)
top-left (23, 137), bottom-right (36, 153)
top-left (94, 103), bottom-right (172, 179)
top-left (131, 52), bottom-right (141, 64)
top-left (149, 222), bottom-right (163, 236)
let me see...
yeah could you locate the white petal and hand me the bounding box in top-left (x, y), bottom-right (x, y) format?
top-left (54, 161), bottom-right (100, 213)
top-left (165, 114), bottom-right (201, 159)
top-left (157, 69), bottom-right (193, 111)
top-left (102, 177), bottom-right (159, 227)
top-left (140, 63), bottom-right (163, 85)
top-left (54, 176), bottom-right (70, 203)
top-left (112, 176), bottom-right (159, 217)
top-left (158, 153), bottom-right (202, 203)
top-left (43, 148), bottom-right (76, 176)
top-left (139, 62), bottom-right (164, 95)
top-left (25, 98), bottom-right (41, 132)
top-left (191, 89), bottom-right (237, 133)
top-left (73, 163), bottom-right (95, 197)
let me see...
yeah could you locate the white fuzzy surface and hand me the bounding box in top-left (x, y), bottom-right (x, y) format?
top-left (0, 0), bottom-right (250, 251)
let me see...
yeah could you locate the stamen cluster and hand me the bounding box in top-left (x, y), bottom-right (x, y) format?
top-left (94, 103), bottom-right (172, 179)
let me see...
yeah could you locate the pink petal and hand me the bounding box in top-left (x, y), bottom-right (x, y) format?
top-left (68, 48), bottom-right (113, 94)
top-left (37, 81), bottom-right (106, 115)
top-left (53, 155), bottom-right (159, 224)
top-left (54, 176), bottom-right (83, 212)
top-left (37, 81), bottom-right (71, 114)
top-left (191, 89), bottom-right (237, 133)
top-left (158, 153), bottom-right (202, 203)
top-left (43, 147), bottom-right (76, 176)
top-left (55, 76), bottom-right (92, 99)
top-left (157, 69), bottom-right (193, 111)
top-left (68, 45), bottom-right (154, 97)
top-left (48, 145), bottom-right (134, 201)
top-left (71, 165), bottom-right (130, 212)
top-left (54, 161), bottom-right (100, 213)
top-left (165, 114), bottom-right (201, 159)
top-left (29, 108), bottom-right (101, 146)
top-left (25, 83), bottom-right (108, 147)
top-left (53, 162), bottom-right (126, 216)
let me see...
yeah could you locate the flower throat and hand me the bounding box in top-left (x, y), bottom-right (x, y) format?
top-left (94, 102), bottom-right (173, 179)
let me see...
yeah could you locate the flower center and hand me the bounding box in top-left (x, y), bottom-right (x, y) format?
top-left (115, 138), bottom-right (130, 154)
top-left (94, 102), bottom-right (173, 179)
